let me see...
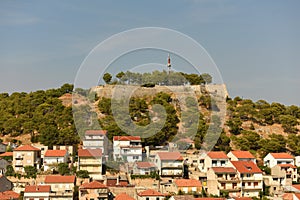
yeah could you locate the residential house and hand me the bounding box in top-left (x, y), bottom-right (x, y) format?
top-left (263, 174), bottom-right (285, 197)
top-left (264, 153), bottom-right (294, 168)
top-left (271, 164), bottom-right (297, 185)
top-left (0, 143), bottom-right (7, 154)
top-left (115, 193), bottom-right (135, 200)
top-left (206, 167), bottom-right (240, 197)
top-left (12, 144), bottom-right (41, 173)
top-left (32, 144), bottom-right (48, 162)
top-left (0, 176), bottom-right (13, 192)
top-left (133, 161), bottom-right (157, 175)
top-left (113, 136), bottom-right (142, 162)
top-left (53, 145), bottom-right (75, 162)
top-left (0, 152), bottom-right (13, 161)
top-left (43, 150), bottom-right (68, 171)
top-left (79, 181), bottom-right (108, 200)
top-left (227, 151), bottom-right (256, 163)
top-left (83, 130), bottom-right (108, 155)
top-left (0, 190), bottom-right (20, 200)
top-left (137, 189), bottom-right (165, 200)
top-left (44, 175), bottom-right (76, 200)
top-left (78, 149), bottom-right (103, 180)
top-left (24, 185), bottom-right (51, 200)
top-left (155, 152), bottom-right (183, 177)
top-left (174, 179), bottom-right (202, 194)
top-left (230, 161), bottom-right (263, 197)
top-left (0, 159), bottom-right (9, 175)
top-left (169, 195), bottom-right (194, 200)
top-left (198, 151), bottom-right (229, 173)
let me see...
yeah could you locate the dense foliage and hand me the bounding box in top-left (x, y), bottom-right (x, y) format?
top-left (0, 84), bottom-right (79, 147)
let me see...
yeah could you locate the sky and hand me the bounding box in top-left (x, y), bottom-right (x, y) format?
top-left (0, 0), bottom-right (299, 105)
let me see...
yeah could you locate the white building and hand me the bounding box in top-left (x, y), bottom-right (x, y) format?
top-left (264, 153), bottom-right (294, 168)
top-left (137, 189), bottom-right (165, 200)
top-left (227, 151), bottom-right (256, 163)
top-left (113, 136), bottom-right (142, 162)
top-left (198, 151), bottom-right (229, 172)
top-left (44, 175), bottom-right (75, 200)
top-left (155, 151), bottom-right (183, 177)
top-left (24, 185), bottom-right (51, 200)
top-left (230, 161), bottom-right (263, 197)
top-left (78, 149), bottom-right (103, 181)
top-left (133, 161), bottom-right (157, 175)
top-left (83, 130), bottom-right (108, 155)
top-left (43, 150), bottom-right (68, 171)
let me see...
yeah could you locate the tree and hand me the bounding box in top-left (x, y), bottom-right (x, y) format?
top-left (201, 73), bottom-right (212, 84)
top-left (58, 163), bottom-right (70, 175)
top-left (103, 73), bottom-right (112, 84)
top-left (279, 115), bottom-right (298, 133)
top-left (5, 165), bottom-right (15, 176)
top-left (24, 166), bottom-right (37, 178)
top-left (76, 170), bottom-right (90, 178)
top-left (226, 118), bottom-right (242, 135)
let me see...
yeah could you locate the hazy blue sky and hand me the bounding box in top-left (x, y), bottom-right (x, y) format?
top-left (0, 0), bottom-right (299, 105)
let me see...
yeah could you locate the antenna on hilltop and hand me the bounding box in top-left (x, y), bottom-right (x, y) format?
top-left (167, 53), bottom-right (171, 75)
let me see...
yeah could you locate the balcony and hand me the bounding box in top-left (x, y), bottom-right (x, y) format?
top-left (220, 187), bottom-right (241, 192)
top-left (218, 177), bottom-right (240, 183)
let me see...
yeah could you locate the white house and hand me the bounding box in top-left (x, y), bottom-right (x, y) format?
top-left (264, 153), bottom-right (294, 168)
top-left (113, 136), bottom-right (142, 162)
top-left (137, 189), bottom-right (165, 200)
top-left (198, 151), bottom-right (229, 172)
top-left (133, 161), bottom-right (157, 175)
top-left (227, 151), bottom-right (256, 163)
top-left (82, 130), bottom-right (108, 155)
top-left (43, 149), bottom-right (68, 171)
top-left (44, 175), bottom-right (75, 200)
top-left (24, 185), bottom-right (51, 200)
top-left (155, 151), bottom-right (183, 177)
top-left (78, 149), bottom-right (103, 181)
top-left (230, 161), bottom-right (263, 197)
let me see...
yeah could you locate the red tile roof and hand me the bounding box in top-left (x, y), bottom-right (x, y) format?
top-left (138, 189), bottom-right (164, 197)
top-left (292, 184), bottom-right (300, 190)
top-left (80, 181), bottom-right (107, 189)
top-left (115, 193), bottom-right (135, 200)
top-left (44, 175), bottom-right (75, 183)
top-left (85, 130), bottom-right (107, 135)
top-left (0, 191), bottom-right (20, 200)
top-left (44, 150), bottom-right (67, 157)
top-left (113, 136), bottom-right (141, 141)
top-left (24, 185), bottom-right (51, 193)
top-left (278, 164), bottom-right (297, 169)
top-left (174, 179), bottom-right (202, 187)
top-left (207, 151), bottom-right (228, 159)
top-left (14, 145), bottom-right (40, 151)
top-left (270, 153), bottom-right (294, 159)
top-left (157, 152), bottom-right (183, 161)
top-left (78, 149), bottom-right (102, 157)
top-left (230, 151), bottom-right (255, 159)
top-left (211, 167), bottom-right (236, 174)
top-left (136, 162), bottom-right (156, 169)
top-left (282, 193), bottom-right (294, 200)
top-left (0, 152), bottom-right (13, 157)
top-left (231, 161), bottom-right (262, 174)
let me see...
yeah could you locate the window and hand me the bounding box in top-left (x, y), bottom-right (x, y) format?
top-left (254, 182), bottom-right (258, 187)
top-left (156, 198), bottom-right (160, 200)
top-left (221, 161), bottom-right (226, 166)
top-left (246, 174), bottom-right (251, 177)
top-left (146, 198), bottom-right (149, 200)
top-left (212, 160), bottom-right (217, 166)
top-left (217, 174), bottom-right (223, 178)
top-left (248, 182), bottom-right (251, 186)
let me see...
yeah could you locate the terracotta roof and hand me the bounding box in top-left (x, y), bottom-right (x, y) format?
top-left (138, 189), bottom-right (164, 197)
top-left (292, 184), bottom-right (300, 190)
top-left (207, 151), bottom-right (228, 159)
top-left (115, 193), bottom-right (135, 200)
top-left (0, 152), bottom-right (13, 157)
top-left (278, 164), bottom-right (297, 169)
top-left (174, 179), bottom-right (202, 187)
top-left (113, 136), bottom-right (141, 141)
top-left (270, 153), bottom-right (294, 159)
top-left (14, 145), bottom-right (40, 151)
top-left (85, 130), bottom-right (107, 135)
top-left (0, 191), bottom-right (20, 200)
top-left (172, 195), bottom-right (194, 200)
top-left (44, 150), bottom-right (67, 157)
top-left (78, 149), bottom-right (102, 157)
top-left (211, 167), bottom-right (236, 174)
top-left (136, 162), bottom-right (156, 169)
top-left (157, 152), bottom-right (183, 161)
top-left (231, 161), bottom-right (262, 174)
top-left (44, 175), bottom-right (75, 183)
top-left (80, 181), bottom-right (107, 189)
top-left (24, 185), bottom-right (51, 193)
top-left (294, 194), bottom-right (300, 199)
top-left (230, 151), bottom-right (255, 159)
